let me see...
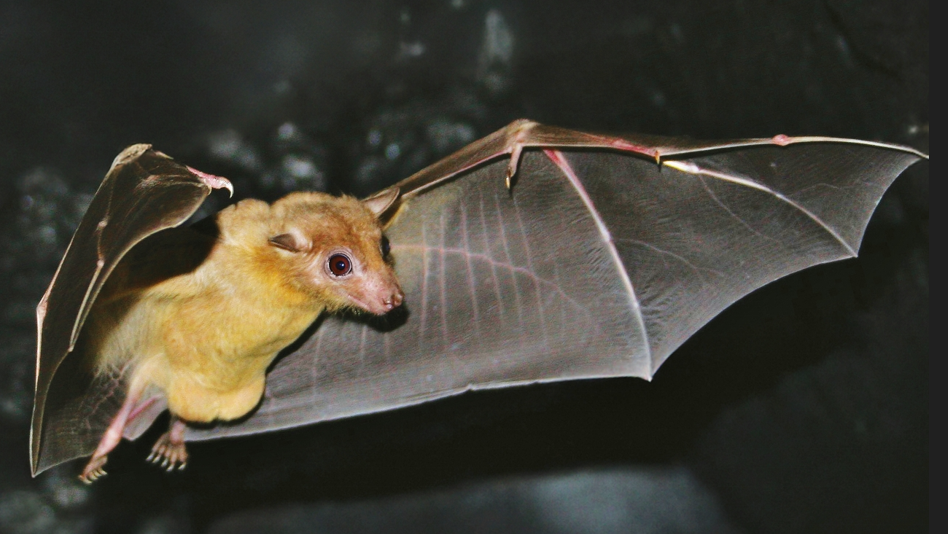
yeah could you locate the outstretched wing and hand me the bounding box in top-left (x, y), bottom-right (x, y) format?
top-left (32, 145), bottom-right (231, 475)
top-left (185, 121), bottom-right (926, 441)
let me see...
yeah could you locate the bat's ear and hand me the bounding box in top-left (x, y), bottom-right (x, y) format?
top-left (362, 187), bottom-right (400, 219)
top-left (269, 232), bottom-right (308, 253)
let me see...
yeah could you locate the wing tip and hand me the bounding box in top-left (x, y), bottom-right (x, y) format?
top-left (29, 411), bottom-right (42, 477)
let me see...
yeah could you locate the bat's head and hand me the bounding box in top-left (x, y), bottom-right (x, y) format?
top-left (264, 190), bottom-right (403, 316)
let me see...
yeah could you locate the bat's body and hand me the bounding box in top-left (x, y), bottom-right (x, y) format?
top-left (30, 122), bottom-right (927, 480)
top-left (90, 226), bottom-right (315, 423)
top-left (73, 184), bottom-right (403, 481)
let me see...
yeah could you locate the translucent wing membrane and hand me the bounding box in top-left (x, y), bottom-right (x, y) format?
top-left (32, 146), bottom-right (230, 474)
top-left (31, 124), bottom-right (924, 472)
top-left (186, 140), bottom-right (922, 440)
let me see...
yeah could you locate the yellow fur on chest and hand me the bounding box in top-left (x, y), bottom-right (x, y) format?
top-left (142, 289), bottom-right (320, 422)
top-left (93, 239), bottom-right (323, 424)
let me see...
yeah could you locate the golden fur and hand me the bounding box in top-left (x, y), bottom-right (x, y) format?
top-left (84, 192), bottom-right (399, 423)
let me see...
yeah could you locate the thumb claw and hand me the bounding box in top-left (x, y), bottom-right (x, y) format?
top-left (505, 144), bottom-right (523, 190)
top-left (188, 167), bottom-right (234, 197)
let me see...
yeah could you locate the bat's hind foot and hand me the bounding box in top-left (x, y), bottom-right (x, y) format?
top-left (147, 431), bottom-right (188, 471)
top-left (79, 455), bottom-right (108, 484)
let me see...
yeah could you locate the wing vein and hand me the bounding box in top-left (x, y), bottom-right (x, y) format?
top-left (511, 193), bottom-right (549, 350)
top-left (395, 245), bottom-right (591, 319)
top-left (542, 149), bottom-right (651, 366)
top-left (697, 176), bottom-right (780, 245)
top-left (615, 238), bottom-right (725, 282)
top-left (492, 190), bottom-right (525, 332)
top-left (478, 189), bottom-right (506, 320)
top-left (439, 211), bottom-right (449, 346)
top-left (459, 203), bottom-right (481, 335)
top-left (663, 160), bottom-right (858, 256)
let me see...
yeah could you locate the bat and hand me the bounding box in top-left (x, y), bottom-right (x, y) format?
top-left (30, 120), bottom-right (927, 480)
top-left (31, 144), bottom-right (404, 482)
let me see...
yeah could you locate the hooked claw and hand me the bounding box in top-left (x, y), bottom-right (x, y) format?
top-left (147, 430), bottom-right (189, 473)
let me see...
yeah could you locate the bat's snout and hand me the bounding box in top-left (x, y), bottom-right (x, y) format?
top-left (371, 283), bottom-right (403, 315)
top-left (350, 277), bottom-right (404, 316)
top-left (381, 287), bottom-right (404, 312)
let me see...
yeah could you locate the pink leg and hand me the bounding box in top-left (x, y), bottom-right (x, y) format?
top-left (147, 416), bottom-right (188, 471)
top-left (79, 383), bottom-right (145, 484)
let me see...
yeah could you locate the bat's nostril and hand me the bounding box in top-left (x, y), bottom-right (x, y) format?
top-left (382, 293), bottom-right (397, 309)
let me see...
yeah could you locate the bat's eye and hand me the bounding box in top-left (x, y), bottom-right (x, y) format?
top-left (328, 253), bottom-right (352, 277)
top-left (380, 236), bottom-right (391, 257)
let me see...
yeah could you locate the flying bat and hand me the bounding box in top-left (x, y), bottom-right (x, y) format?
top-left (29, 119), bottom-right (928, 480)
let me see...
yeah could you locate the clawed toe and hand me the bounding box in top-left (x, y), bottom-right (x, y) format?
top-left (147, 446), bottom-right (166, 464)
top-left (79, 457), bottom-right (109, 484)
top-left (147, 432), bottom-right (188, 472)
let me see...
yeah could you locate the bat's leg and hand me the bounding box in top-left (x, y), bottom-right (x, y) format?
top-left (146, 416), bottom-right (188, 471)
top-left (79, 381), bottom-right (149, 484)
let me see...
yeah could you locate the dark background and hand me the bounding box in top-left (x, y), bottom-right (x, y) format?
top-left (0, 1), bottom-right (928, 533)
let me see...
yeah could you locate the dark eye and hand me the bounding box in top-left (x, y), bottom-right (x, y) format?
top-left (328, 254), bottom-right (351, 277)
top-left (380, 236), bottom-right (391, 257)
